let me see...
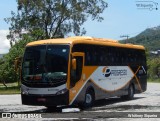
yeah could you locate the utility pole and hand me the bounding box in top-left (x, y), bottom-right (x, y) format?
top-left (120, 35), bottom-right (129, 43)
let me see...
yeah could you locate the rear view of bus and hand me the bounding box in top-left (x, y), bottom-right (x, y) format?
top-left (21, 44), bottom-right (70, 106)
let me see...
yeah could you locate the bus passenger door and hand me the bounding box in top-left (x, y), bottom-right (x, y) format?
top-left (70, 52), bottom-right (84, 87)
top-left (69, 52), bottom-right (85, 104)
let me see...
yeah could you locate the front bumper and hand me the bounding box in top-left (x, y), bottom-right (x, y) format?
top-left (21, 91), bottom-right (69, 106)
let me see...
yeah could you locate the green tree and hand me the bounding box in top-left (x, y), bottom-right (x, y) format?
top-left (5, 0), bottom-right (107, 46)
top-left (2, 0), bottom-right (107, 84)
top-left (147, 57), bottom-right (160, 78)
top-left (0, 35), bottom-right (33, 85)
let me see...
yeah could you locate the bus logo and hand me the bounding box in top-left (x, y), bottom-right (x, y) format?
top-left (102, 67), bottom-right (128, 78)
top-left (102, 67), bottom-right (111, 77)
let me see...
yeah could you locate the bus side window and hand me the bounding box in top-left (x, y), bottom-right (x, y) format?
top-left (121, 49), bottom-right (125, 65)
top-left (93, 51), bottom-right (97, 65)
top-left (136, 51), bottom-right (141, 65)
top-left (108, 50), bottom-right (111, 65)
top-left (86, 52), bottom-right (91, 64)
top-left (142, 51), bottom-right (146, 65)
top-left (99, 54), bottom-right (103, 65)
top-left (115, 48), bottom-right (120, 65)
top-left (119, 48), bottom-right (123, 65)
top-left (110, 48), bottom-right (115, 65)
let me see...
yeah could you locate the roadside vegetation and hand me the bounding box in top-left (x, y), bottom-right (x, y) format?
top-left (147, 56), bottom-right (160, 83)
top-left (0, 82), bottom-right (20, 94)
top-left (147, 78), bottom-right (160, 83)
top-left (0, 0), bottom-right (108, 94)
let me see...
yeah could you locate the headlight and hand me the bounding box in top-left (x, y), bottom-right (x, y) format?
top-left (21, 85), bottom-right (29, 95)
top-left (56, 88), bottom-right (68, 95)
top-left (22, 90), bottom-right (29, 95)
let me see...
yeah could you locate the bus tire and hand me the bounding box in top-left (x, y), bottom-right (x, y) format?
top-left (121, 84), bottom-right (134, 100)
top-left (81, 88), bottom-right (95, 109)
top-left (46, 106), bottom-right (57, 111)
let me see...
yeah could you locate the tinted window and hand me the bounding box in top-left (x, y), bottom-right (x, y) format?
top-left (72, 44), bottom-right (146, 66)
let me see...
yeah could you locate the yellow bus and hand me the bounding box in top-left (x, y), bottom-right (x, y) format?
top-left (21, 36), bottom-right (147, 108)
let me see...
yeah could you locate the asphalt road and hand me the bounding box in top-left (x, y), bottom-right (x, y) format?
top-left (0, 82), bottom-right (160, 121)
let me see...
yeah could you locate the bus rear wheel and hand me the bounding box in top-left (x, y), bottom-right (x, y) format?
top-left (121, 84), bottom-right (134, 100)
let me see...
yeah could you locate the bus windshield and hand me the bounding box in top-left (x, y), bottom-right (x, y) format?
top-left (22, 45), bottom-right (70, 84)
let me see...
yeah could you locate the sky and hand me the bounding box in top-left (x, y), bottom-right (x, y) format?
top-left (0, 0), bottom-right (160, 54)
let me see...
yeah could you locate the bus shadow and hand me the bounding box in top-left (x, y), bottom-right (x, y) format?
top-left (17, 97), bottom-right (146, 113)
top-left (93, 97), bottom-right (145, 107)
top-left (86, 96), bottom-right (146, 111)
top-left (43, 97), bottom-right (144, 113)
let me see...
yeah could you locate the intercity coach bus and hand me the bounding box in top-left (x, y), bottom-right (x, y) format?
top-left (21, 36), bottom-right (147, 108)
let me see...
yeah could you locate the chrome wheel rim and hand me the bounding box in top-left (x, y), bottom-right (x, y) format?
top-left (86, 94), bottom-right (92, 104)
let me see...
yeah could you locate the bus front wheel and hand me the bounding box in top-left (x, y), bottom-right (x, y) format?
top-left (81, 89), bottom-right (95, 109)
top-left (45, 106), bottom-right (57, 111)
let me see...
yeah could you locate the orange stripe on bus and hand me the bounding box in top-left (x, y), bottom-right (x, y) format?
top-left (128, 66), bottom-right (143, 92)
top-left (69, 66), bottom-right (98, 104)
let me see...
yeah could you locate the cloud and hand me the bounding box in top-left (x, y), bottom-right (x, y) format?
top-left (0, 30), bottom-right (10, 54)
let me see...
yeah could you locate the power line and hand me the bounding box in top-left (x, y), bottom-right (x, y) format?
top-left (120, 35), bottom-right (129, 39)
top-left (120, 35), bottom-right (129, 43)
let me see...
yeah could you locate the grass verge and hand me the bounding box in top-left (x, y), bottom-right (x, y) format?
top-left (0, 82), bottom-right (20, 94)
top-left (147, 78), bottom-right (160, 83)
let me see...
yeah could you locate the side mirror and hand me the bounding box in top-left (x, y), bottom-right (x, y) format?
top-left (14, 59), bottom-right (18, 71)
top-left (72, 58), bottom-right (77, 70)
top-left (14, 57), bottom-right (22, 72)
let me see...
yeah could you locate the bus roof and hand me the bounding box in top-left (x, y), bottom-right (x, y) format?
top-left (26, 36), bottom-right (145, 50)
